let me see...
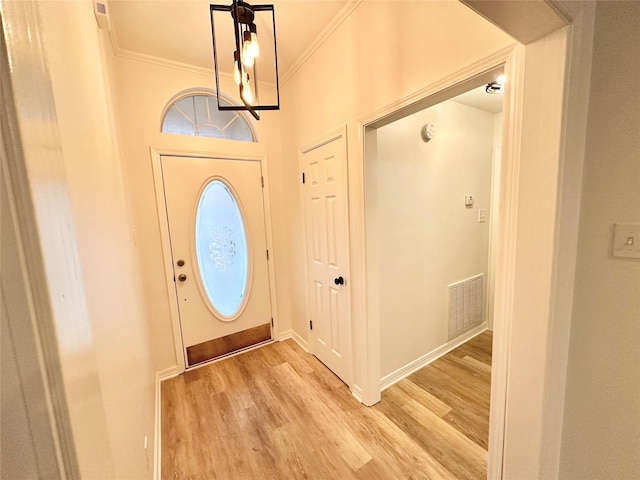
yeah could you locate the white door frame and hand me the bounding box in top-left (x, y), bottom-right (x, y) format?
top-left (297, 126), bottom-right (354, 387)
top-left (150, 148), bottom-right (280, 373)
top-left (350, 44), bottom-right (523, 473)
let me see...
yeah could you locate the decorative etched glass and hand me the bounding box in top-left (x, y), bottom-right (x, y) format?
top-left (161, 94), bottom-right (255, 142)
top-left (195, 180), bottom-right (249, 317)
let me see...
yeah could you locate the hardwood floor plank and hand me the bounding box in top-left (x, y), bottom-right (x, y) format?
top-left (402, 399), bottom-right (487, 478)
top-left (462, 354), bottom-right (492, 375)
top-left (393, 379), bottom-right (453, 417)
top-left (162, 333), bottom-right (493, 480)
top-left (375, 396), bottom-right (484, 480)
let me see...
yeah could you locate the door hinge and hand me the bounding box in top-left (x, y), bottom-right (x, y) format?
top-left (302, 172), bottom-right (305, 184)
top-left (271, 318), bottom-right (274, 327)
top-left (266, 249), bottom-right (270, 260)
top-left (309, 320), bottom-right (313, 330)
top-left (261, 176), bottom-right (264, 188)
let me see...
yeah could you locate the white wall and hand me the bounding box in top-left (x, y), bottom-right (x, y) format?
top-left (280, 0), bottom-right (513, 390)
top-left (37, 2), bottom-right (157, 477)
top-left (110, 55), bottom-right (289, 371)
top-left (2, 0), bottom-right (157, 477)
top-left (560, 2), bottom-right (640, 478)
top-left (371, 100), bottom-right (495, 378)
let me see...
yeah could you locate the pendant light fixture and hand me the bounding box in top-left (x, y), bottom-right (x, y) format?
top-left (210, 1), bottom-right (280, 120)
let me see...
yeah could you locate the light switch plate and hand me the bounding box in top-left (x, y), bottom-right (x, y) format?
top-left (612, 223), bottom-right (640, 259)
top-left (478, 209), bottom-right (487, 223)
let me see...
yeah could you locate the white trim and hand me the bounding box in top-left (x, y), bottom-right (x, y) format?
top-left (116, 47), bottom-right (214, 77)
top-left (150, 148), bottom-right (187, 373)
top-left (359, 46), bottom-right (517, 128)
top-left (486, 44), bottom-right (524, 480)
top-left (110, 48), bottom-right (277, 90)
top-left (278, 329), bottom-right (309, 352)
top-left (278, 329), bottom-right (293, 341)
top-left (292, 330), bottom-right (309, 352)
top-left (157, 366), bottom-right (180, 382)
top-left (259, 153), bottom-right (281, 342)
top-left (281, 1), bottom-right (363, 85)
top-left (150, 148), bottom-right (280, 373)
top-left (350, 384), bottom-right (364, 403)
top-left (380, 324), bottom-right (488, 391)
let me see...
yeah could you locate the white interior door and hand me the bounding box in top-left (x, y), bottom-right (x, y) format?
top-left (302, 133), bottom-right (352, 385)
top-left (161, 155), bottom-right (272, 367)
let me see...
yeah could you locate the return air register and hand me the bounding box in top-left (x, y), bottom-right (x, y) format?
top-left (447, 274), bottom-right (484, 341)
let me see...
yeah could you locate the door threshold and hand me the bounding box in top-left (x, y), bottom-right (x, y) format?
top-left (185, 337), bottom-right (274, 371)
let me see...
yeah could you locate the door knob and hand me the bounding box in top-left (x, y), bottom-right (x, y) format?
top-left (178, 274), bottom-right (187, 282)
top-left (334, 276), bottom-right (344, 285)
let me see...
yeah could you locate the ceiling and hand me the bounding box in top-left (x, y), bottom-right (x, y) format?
top-left (107, 0), bottom-right (350, 78)
top-left (105, 1), bottom-right (503, 111)
top-left (451, 84), bottom-right (504, 114)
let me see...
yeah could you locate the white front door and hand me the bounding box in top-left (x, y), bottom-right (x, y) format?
top-left (301, 132), bottom-right (352, 385)
top-left (161, 155), bottom-right (272, 367)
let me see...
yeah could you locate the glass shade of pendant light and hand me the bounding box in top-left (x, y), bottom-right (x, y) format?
top-left (233, 51), bottom-right (241, 85)
top-left (242, 35), bottom-right (255, 68)
top-left (210, 0), bottom-right (280, 120)
top-left (241, 76), bottom-right (254, 105)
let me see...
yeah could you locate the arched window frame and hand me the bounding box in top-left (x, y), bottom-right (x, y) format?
top-left (160, 88), bottom-right (258, 142)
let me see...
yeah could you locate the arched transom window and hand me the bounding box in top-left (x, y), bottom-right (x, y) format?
top-left (161, 92), bottom-right (255, 142)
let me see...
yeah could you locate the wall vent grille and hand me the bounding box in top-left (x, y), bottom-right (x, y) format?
top-left (448, 274), bottom-right (484, 341)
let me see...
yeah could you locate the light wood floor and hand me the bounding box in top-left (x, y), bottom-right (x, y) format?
top-left (161, 332), bottom-right (492, 479)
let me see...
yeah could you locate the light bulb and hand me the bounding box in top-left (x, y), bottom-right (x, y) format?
top-left (248, 32), bottom-right (259, 58)
top-left (242, 41), bottom-right (254, 67)
top-left (241, 79), bottom-right (254, 105)
top-left (233, 60), bottom-right (241, 85)
top-left (496, 74), bottom-right (505, 85)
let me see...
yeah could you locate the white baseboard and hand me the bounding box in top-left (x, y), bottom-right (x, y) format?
top-left (291, 330), bottom-right (309, 351)
top-left (279, 329), bottom-right (309, 352)
top-left (380, 323), bottom-right (488, 391)
top-left (350, 383), bottom-right (364, 403)
top-left (154, 366), bottom-right (179, 480)
top-left (278, 329), bottom-right (293, 341)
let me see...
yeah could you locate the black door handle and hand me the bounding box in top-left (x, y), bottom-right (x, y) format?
top-left (334, 276), bottom-right (344, 285)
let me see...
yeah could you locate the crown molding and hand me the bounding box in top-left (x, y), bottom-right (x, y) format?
top-left (280, 0), bottom-right (362, 85)
top-left (114, 47), bottom-right (215, 78)
top-left (104, 0), bottom-right (362, 88)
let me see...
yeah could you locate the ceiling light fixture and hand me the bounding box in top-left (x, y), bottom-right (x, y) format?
top-left (210, 0), bottom-right (280, 120)
top-left (486, 74), bottom-right (505, 94)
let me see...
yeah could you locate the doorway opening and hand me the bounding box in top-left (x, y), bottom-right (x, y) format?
top-left (363, 66), bottom-right (505, 476)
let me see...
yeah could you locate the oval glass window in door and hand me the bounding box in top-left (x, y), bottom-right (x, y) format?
top-left (195, 179), bottom-right (249, 318)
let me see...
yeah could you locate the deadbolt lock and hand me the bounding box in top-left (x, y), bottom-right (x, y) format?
top-left (178, 274), bottom-right (187, 282)
top-left (177, 259), bottom-right (185, 267)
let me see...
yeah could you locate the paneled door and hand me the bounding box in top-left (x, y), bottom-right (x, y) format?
top-left (161, 156), bottom-right (272, 367)
top-left (301, 132), bottom-right (352, 385)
